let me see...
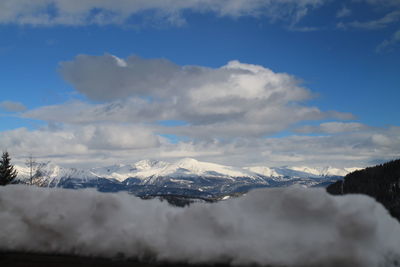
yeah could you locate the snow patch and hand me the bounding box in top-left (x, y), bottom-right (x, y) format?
top-left (245, 166), bottom-right (281, 177)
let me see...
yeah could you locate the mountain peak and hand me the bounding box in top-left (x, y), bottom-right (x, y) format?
top-left (134, 159), bottom-right (166, 170)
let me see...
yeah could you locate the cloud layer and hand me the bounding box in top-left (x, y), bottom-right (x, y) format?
top-left (295, 122), bottom-right (371, 134)
top-left (0, 54), bottom-right (391, 168)
top-left (1, 185), bottom-right (399, 266)
top-left (2, 123), bottom-right (399, 169)
top-left (0, 123), bottom-right (161, 157)
top-left (0, 0), bottom-right (327, 26)
top-left (1, 0), bottom-right (398, 53)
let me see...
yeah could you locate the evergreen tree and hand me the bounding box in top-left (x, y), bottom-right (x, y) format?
top-left (0, 151), bottom-right (18, 186)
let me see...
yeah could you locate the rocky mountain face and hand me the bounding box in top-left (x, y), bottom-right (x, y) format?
top-left (327, 159), bottom-right (400, 221)
top-left (16, 158), bottom-right (358, 198)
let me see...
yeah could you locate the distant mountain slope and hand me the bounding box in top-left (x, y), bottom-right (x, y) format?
top-left (16, 158), bottom-right (358, 198)
top-left (91, 158), bottom-right (258, 182)
top-left (327, 159), bottom-right (400, 221)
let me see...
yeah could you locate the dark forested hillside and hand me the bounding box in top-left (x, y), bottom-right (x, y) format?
top-left (327, 159), bottom-right (400, 221)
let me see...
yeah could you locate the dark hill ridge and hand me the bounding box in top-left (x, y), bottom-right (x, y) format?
top-left (327, 159), bottom-right (400, 221)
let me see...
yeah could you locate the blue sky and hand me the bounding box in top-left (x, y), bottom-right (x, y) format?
top-left (0, 0), bottom-right (399, 168)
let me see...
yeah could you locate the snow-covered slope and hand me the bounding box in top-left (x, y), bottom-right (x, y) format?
top-left (244, 166), bottom-right (280, 177)
top-left (288, 166), bottom-right (361, 177)
top-left (17, 158), bottom-right (359, 182)
top-left (18, 162), bottom-right (97, 180)
top-left (16, 162), bottom-right (98, 187)
top-left (246, 165), bottom-right (361, 179)
top-left (92, 158), bottom-right (257, 182)
top-left (90, 158), bottom-right (360, 182)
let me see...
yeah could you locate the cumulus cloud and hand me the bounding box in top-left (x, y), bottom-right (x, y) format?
top-left (0, 0), bottom-right (327, 26)
top-left (0, 100), bottom-right (27, 112)
top-left (21, 54), bottom-right (354, 139)
top-left (60, 55), bottom-right (181, 101)
top-left (59, 55), bottom-right (309, 102)
top-left (0, 185), bottom-right (399, 266)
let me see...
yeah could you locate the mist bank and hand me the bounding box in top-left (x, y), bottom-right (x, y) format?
top-left (0, 185), bottom-right (399, 267)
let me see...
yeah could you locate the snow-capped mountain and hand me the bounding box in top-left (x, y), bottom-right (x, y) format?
top-left (91, 158), bottom-right (258, 182)
top-left (16, 158), bottom-right (360, 198)
top-left (17, 162), bottom-right (98, 187)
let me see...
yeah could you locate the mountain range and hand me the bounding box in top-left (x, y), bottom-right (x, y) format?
top-left (16, 158), bottom-right (360, 199)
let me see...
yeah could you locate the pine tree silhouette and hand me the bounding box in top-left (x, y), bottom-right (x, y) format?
top-left (0, 151), bottom-right (18, 186)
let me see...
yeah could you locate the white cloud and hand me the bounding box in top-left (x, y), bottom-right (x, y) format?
top-left (0, 100), bottom-right (27, 112)
top-left (1, 123), bottom-right (399, 169)
top-left (187, 126), bottom-right (400, 168)
top-left (0, 124), bottom-right (161, 164)
top-left (21, 54), bottom-right (354, 139)
top-left (13, 54), bottom-right (397, 168)
top-left (0, 0), bottom-right (328, 26)
top-left (78, 124), bottom-right (161, 150)
top-left (59, 54), bottom-right (181, 101)
top-left (1, 185), bottom-right (400, 266)
top-left (3, 54), bottom-right (395, 168)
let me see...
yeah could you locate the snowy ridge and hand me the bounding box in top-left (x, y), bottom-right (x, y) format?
top-left (89, 158), bottom-right (259, 182)
top-left (16, 158), bottom-right (360, 183)
top-left (90, 158), bottom-right (360, 182)
top-left (244, 166), bottom-right (280, 177)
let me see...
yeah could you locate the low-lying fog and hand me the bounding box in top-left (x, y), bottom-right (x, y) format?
top-left (0, 185), bottom-right (399, 267)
